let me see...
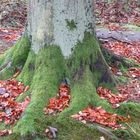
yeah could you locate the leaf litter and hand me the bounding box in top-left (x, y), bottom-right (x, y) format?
top-left (44, 83), bottom-right (70, 115)
top-left (0, 78), bottom-right (30, 136)
top-left (103, 41), bottom-right (140, 64)
top-left (0, 0), bottom-right (26, 54)
top-left (95, 0), bottom-right (140, 26)
top-left (0, 0), bottom-right (27, 28)
top-left (71, 105), bottom-right (131, 129)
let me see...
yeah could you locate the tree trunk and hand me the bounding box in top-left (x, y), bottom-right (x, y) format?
top-left (24, 0), bottom-right (115, 87)
top-left (28, 0), bottom-right (95, 57)
top-left (1, 0), bottom-right (140, 140)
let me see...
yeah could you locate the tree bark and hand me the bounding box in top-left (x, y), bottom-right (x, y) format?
top-left (28, 0), bottom-right (95, 57)
top-left (26, 0), bottom-right (115, 85)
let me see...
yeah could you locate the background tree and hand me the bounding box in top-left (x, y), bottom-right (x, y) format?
top-left (0, 0), bottom-right (140, 139)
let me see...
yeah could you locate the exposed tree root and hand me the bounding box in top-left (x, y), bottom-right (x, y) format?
top-left (0, 34), bottom-right (140, 140)
top-left (0, 36), bottom-right (31, 80)
top-left (101, 46), bottom-right (139, 68)
top-left (96, 28), bottom-right (140, 43)
top-left (14, 46), bottom-right (66, 137)
top-left (58, 67), bottom-right (113, 119)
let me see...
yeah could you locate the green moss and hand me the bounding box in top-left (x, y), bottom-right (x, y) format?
top-left (12, 36), bottom-right (31, 67)
top-left (114, 102), bottom-right (140, 139)
top-left (113, 121), bottom-right (140, 140)
top-left (119, 64), bottom-right (128, 73)
top-left (117, 102), bottom-right (140, 118)
top-left (0, 54), bottom-right (5, 65)
top-left (17, 51), bottom-right (36, 85)
top-left (66, 19), bottom-right (77, 30)
top-left (68, 33), bottom-right (99, 72)
top-left (59, 67), bottom-right (113, 119)
top-left (0, 50), bottom-right (14, 80)
top-left (14, 46), bottom-right (66, 137)
top-left (54, 117), bottom-right (109, 140)
top-left (100, 46), bottom-right (114, 66)
top-left (0, 36), bottom-right (31, 80)
top-left (0, 44), bottom-right (15, 65)
top-left (3, 33), bottom-right (140, 139)
top-left (0, 67), bottom-right (15, 80)
top-left (117, 75), bottom-right (128, 84)
top-left (11, 34), bottom-right (117, 139)
top-left (114, 128), bottom-right (131, 140)
top-left (16, 51), bottom-right (36, 102)
top-left (112, 102), bottom-right (140, 140)
top-left (123, 58), bottom-right (139, 67)
top-left (67, 32), bottom-right (115, 86)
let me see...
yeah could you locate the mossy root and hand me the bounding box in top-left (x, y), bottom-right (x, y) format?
top-left (0, 36), bottom-right (31, 80)
top-left (14, 46), bottom-right (66, 137)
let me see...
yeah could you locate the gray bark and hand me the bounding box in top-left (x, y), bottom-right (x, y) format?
top-left (28, 0), bottom-right (95, 57)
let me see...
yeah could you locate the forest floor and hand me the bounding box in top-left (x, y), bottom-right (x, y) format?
top-left (95, 0), bottom-right (140, 104)
top-left (0, 0), bottom-right (140, 139)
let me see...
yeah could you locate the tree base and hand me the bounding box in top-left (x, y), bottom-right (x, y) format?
top-left (0, 36), bottom-right (31, 80)
top-left (1, 34), bottom-right (140, 140)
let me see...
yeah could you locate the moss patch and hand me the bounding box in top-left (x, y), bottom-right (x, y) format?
top-left (0, 36), bottom-right (31, 80)
top-left (14, 46), bottom-right (66, 137)
top-left (116, 102), bottom-right (140, 118)
top-left (17, 51), bottom-right (36, 86)
top-left (1, 33), bottom-right (117, 139)
top-left (67, 32), bottom-right (115, 86)
top-left (2, 33), bottom-right (140, 140)
top-left (54, 117), bottom-right (111, 140)
top-left (66, 19), bottom-right (77, 30)
top-left (59, 67), bottom-right (113, 119)
top-left (11, 37), bottom-right (31, 67)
